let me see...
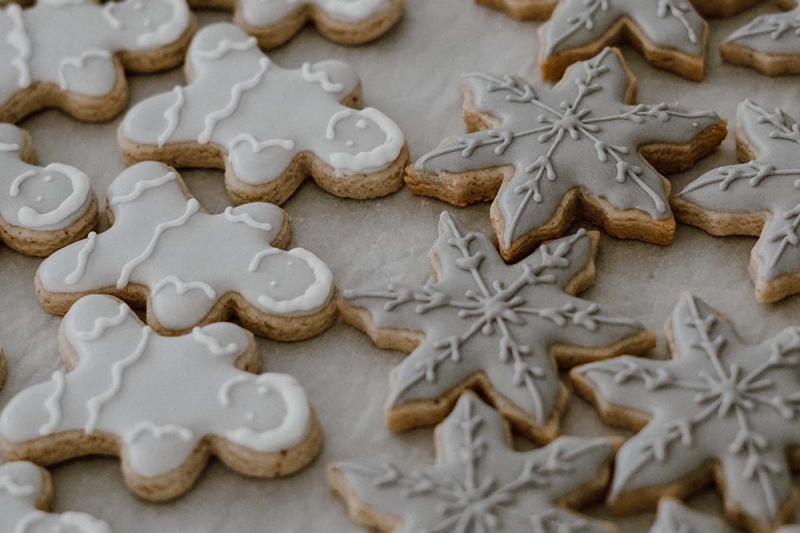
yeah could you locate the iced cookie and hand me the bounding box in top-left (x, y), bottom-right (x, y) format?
top-left (650, 498), bottom-right (733, 533)
top-left (340, 211), bottom-right (654, 443)
top-left (672, 100), bottom-right (800, 304)
top-left (329, 394), bottom-right (619, 533)
top-left (0, 0), bottom-right (196, 124)
top-left (120, 23), bottom-right (408, 206)
top-left (190, 0), bottom-right (404, 49)
top-left (539, 0), bottom-right (708, 81)
top-left (0, 295), bottom-right (322, 502)
top-left (407, 48), bottom-right (726, 262)
top-left (0, 124), bottom-right (98, 257)
top-left (36, 161), bottom-right (336, 341)
top-left (571, 294), bottom-right (800, 533)
top-left (0, 461), bottom-right (112, 532)
top-left (721, 1), bottom-right (800, 76)
top-left (0, 349), bottom-right (5, 390)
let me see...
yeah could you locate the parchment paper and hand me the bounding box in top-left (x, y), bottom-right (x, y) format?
top-left (2, 1), bottom-right (800, 531)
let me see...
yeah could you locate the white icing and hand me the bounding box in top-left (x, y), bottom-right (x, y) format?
top-left (239, 0), bottom-right (389, 26)
top-left (73, 303), bottom-right (129, 341)
top-left (0, 142), bottom-right (20, 152)
top-left (102, 3), bottom-right (122, 29)
top-left (248, 248), bottom-right (280, 273)
top-left (254, 248), bottom-right (334, 314)
top-left (301, 62), bottom-right (343, 92)
top-left (157, 87), bottom-right (184, 148)
top-left (124, 421), bottom-right (193, 444)
top-left (9, 171), bottom-right (36, 197)
top-left (326, 109), bottom-right (353, 139)
top-left (6, 5), bottom-right (31, 89)
top-left (328, 107), bottom-right (405, 176)
top-left (219, 374), bottom-right (249, 406)
top-left (15, 164), bottom-right (91, 228)
top-left (13, 510), bottom-right (111, 533)
top-left (65, 231), bottom-right (97, 285)
top-left (58, 50), bottom-right (112, 91)
top-left (109, 171), bottom-right (175, 205)
top-left (0, 476), bottom-right (34, 497)
top-left (152, 276), bottom-right (216, 300)
top-left (228, 134), bottom-right (296, 162)
top-left (194, 36), bottom-right (257, 60)
top-left (39, 371), bottom-right (65, 435)
top-left (223, 205), bottom-right (273, 232)
top-left (192, 326), bottom-right (238, 356)
top-left (135, 0), bottom-right (191, 48)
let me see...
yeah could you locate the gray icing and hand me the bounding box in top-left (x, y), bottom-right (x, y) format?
top-left (0, 0), bottom-right (190, 106)
top-left (676, 100), bottom-right (800, 281)
top-left (650, 499), bottom-right (733, 533)
top-left (543, 0), bottom-right (705, 57)
top-left (415, 48), bottom-right (721, 251)
top-left (0, 461), bottom-right (112, 533)
top-left (576, 294), bottom-right (800, 530)
top-left (0, 123), bottom-right (93, 231)
top-left (343, 211), bottom-right (647, 438)
top-left (36, 161), bottom-right (334, 333)
top-left (726, 6), bottom-right (800, 55)
top-left (333, 394), bottom-right (616, 533)
top-left (237, 0), bottom-right (390, 26)
top-left (121, 23), bottom-right (404, 187)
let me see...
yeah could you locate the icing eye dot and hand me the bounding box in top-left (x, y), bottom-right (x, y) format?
top-left (44, 175), bottom-right (53, 183)
top-left (245, 412), bottom-right (255, 422)
top-left (36, 196), bottom-right (43, 202)
top-left (345, 141), bottom-right (355, 147)
top-left (286, 261), bottom-right (293, 266)
top-left (356, 120), bottom-right (368, 129)
top-left (269, 281), bottom-right (278, 287)
top-left (795, 179), bottom-right (800, 189)
top-left (692, 122), bottom-right (699, 128)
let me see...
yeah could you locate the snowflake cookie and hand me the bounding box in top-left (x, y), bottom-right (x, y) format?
top-left (0, 0), bottom-right (195, 124)
top-left (329, 394), bottom-right (619, 533)
top-left (721, 1), bottom-right (800, 76)
top-left (539, 0), bottom-right (708, 81)
top-left (1, 461), bottom-right (112, 532)
top-left (0, 295), bottom-right (322, 501)
top-left (190, 0), bottom-right (404, 49)
top-left (407, 48), bottom-right (726, 262)
top-left (571, 293), bottom-right (800, 533)
top-left (339, 211), bottom-right (654, 443)
top-left (35, 161), bottom-right (336, 340)
top-left (0, 124), bottom-right (98, 257)
top-left (650, 498), bottom-right (734, 533)
top-left (120, 23), bottom-right (408, 206)
top-left (673, 100), bottom-right (800, 304)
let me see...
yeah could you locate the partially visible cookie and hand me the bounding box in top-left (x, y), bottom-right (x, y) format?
top-left (672, 100), bottom-right (800, 304)
top-left (721, 1), bottom-right (800, 76)
top-left (0, 0), bottom-right (196, 123)
top-left (329, 393), bottom-right (619, 533)
top-left (191, 0), bottom-right (404, 49)
top-left (539, 0), bottom-right (708, 81)
top-left (120, 23), bottom-right (408, 206)
top-left (650, 498), bottom-right (734, 533)
top-left (0, 295), bottom-right (323, 502)
top-left (571, 293), bottom-right (800, 533)
top-left (474, 0), bottom-right (558, 20)
top-left (0, 461), bottom-right (112, 532)
top-left (0, 124), bottom-right (98, 257)
top-left (0, 349), bottom-right (5, 391)
top-left (694, 0), bottom-right (770, 18)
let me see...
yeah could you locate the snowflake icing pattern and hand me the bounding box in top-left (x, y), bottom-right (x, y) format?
top-left (330, 394), bottom-right (617, 533)
top-left (411, 48), bottom-right (724, 261)
top-left (573, 294), bottom-right (800, 531)
top-left (725, 5), bottom-right (800, 61)
top-left (342, 211), bottom-right (652, 443)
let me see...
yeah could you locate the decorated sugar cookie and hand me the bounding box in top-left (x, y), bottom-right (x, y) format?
top-left (36, 161), bottom-right (336, 340)
top-left (0, 349), bottom-right (5, 390)
top-left (120, 23), bottom-right (408, 206)
top-left (571, 294), bottom-right (800, 533)
top-left (673, 100), bottom-right (800, 304)
top-left (0, 461), bottom-right (112, 532)
top-left (0, 295), bottom-right (322, 502)
top-left (0, 0), bottom-right (195, 124)
top-left (721, 2), bottom-right (800, 76)
top-left (650, 499), bottom-right (733, 533)
top-left (0, 124), bottom-right (98, 256)
top-left (407, 48), bottom-right (726, 262)
top-left (330, 394), bottom-right (618, 533)
top-left (539, 0), bottom-right (708, 81)
top-left (193, 0), bottom-right (404, 49)
top-left (340, 211), bottom-right (654, 443)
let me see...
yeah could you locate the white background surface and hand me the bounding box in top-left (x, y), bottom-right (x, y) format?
top-left (2, 0), bottom-right (800, 531)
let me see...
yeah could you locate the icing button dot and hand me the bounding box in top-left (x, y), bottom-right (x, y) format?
top-left (356, 120), bottom-right (368, 129)
top-left (269, 281), bottom-right (278, 287)
top-left (44, 175), bottom-right (53, 183)
top-left (36, 196), bottom-right (43, 202)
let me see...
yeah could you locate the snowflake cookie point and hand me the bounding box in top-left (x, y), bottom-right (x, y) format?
top-left (673, 99), bottom-right (800, 304)
top-left (35, 161), bottom-right (337, 341)
top-left (0, 295), bottom-right (320, 501)
top-left (120, 22), bottom-right (407, 206)
top-left (573, 293), bottom-right (800, 532)
top-left (330, 393), bottom-right (618, 533)
top-left (340, 211), bottom-right (653, 443)
top-left (722, 4), bottom-right (800, 76)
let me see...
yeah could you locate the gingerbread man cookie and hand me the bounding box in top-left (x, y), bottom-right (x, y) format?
top-left (0, 295), bottom-right (322, 501)
top-left (650, 498), bottom-right (734, 533)
top-left (120, 23), bottom-right (408, 206)
top-left (329, 394), bottom-right (619, 533)
top-left (0, 124), bottom-right (98, 257)
top-left (721, 1), bottom-right (800, 76)
top-left (408, 48), bottom-right (726, 262)
top-left (340, 212), bottom-right (654, 443)
top-left (539, 0), bottom-right (708, 81)
top-left (36, 161), bottom-right (336, 340)
top-left (0, 0), bottom-right (196, 124)
top-left (190, 0), bottom-right (404, 49)
top-left (0, 461), bottom-right (112, 532)
top-left (571, 294), bottom-right (800, 533)
top-left (673, 100), bottom-right (800, 304)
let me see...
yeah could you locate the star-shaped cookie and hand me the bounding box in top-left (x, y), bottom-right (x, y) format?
top-left (673, 100), bottom-right (800, 304)
top-left (572, 294), bottom-right (800, 533)
top-left (407, 48), bottom-right (727, 262)
top-left (539, 0), bottom-right (708, 81)
top-left (650, 498), bottom-right (734, 533)
top-left (340, 211), bottom-right (654, 443)
top-left (721, 1), bottom-right (800, 76)
top-left (329, 394), bottom-right (619, 533)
